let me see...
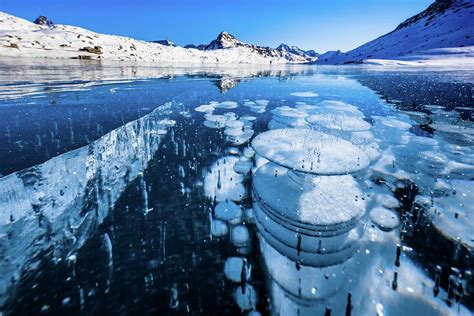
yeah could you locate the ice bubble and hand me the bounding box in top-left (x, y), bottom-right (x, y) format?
top-left (306, 113), bottom-right (371, 132)
top-left (216, 101), bottom-right (238, 109)
top-left (211, 219), bottom-right (229, 237)
top-left (255, 100), bottom-right (269, 106)
top-left (258, 236), bottom-right (349, 298)
top-left (375, 194), bottom-right (400, 209)
top-left (226, 119), bottom-right (245, 129)
top-left (290, 91), bottom-right (318, 97)
top-left (349, 131), bottom-right (375, 145)
top-left (195, 104), bottom-right (215, 113)
top-left (243, 147), bottom-right (256, 159)
top-left (253, 162), bottom-right (366, 228)
top-left (369, 207), bottom-right (399, 232)
top-left (316, 100), bottom-right (361, 113)
top-left (233, 159), bottom-right (253, 175)
top-left (245, 208), bottom-right (255, 223)
top-left (231, 225), bottom-right (250, 247)
top-left (359, 142), bottom-right (381, 162)
top-left (243, 101), bottom-right (256, 106)
top-left (224, 257), bottom-right (251, 282)
top-left (249, 105), bottom-right (266, 114)
top-left (254, 201), bottom-right (362, 259)
top-left (271, 106), bottom-right (308, 119)
top-left (62, 297), bottom-right (71, 306)
top-left (240, 115), bottom-right (257, 122)
top-left (203, 120), bottom-right (225, 129)
top-left (235, 284), bottom-right (257, 311)
top-left (252, 129), bottom-right (370, 175)
top-left (227, 129), bottom-right (254, 146)
top-left (225, 128), bottom-right (245, 137)
top-left (204, 114), bottom-right (227, 123)
top-left (270, 106), bottom-right (308, 128)
top-left (203, 114), bottom-right (227, 129)
top-left (224, 112), bottom-right (238, 120)
top-left (204, 156), bottom-right (246, 202)
top-left (215, 201), bottom-right (242, 222)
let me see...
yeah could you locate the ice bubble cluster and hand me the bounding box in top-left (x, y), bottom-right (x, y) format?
top-left (252, 128), bottom-right (370, 175)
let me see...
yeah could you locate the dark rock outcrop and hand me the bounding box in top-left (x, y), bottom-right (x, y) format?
top-left (33, 16), bottom-right (54, 27)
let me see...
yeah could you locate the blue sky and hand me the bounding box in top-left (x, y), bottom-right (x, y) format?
top-left (1, 0), bottom-right (434, 52)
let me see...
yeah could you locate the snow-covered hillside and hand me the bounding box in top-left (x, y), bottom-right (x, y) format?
top-left (317, 0), bottom-right (474, 65)
top-left (0, 12), bottom-right (310, 64)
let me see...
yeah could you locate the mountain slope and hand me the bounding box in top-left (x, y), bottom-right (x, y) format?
top-left (317, 0), bottom-right (474, 65)
top-left (0, 12), bottom-right (308, 64)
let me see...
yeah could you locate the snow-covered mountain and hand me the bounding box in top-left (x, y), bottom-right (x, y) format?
top-left (0, 12), bottom-right (310, 64)
top-left (183, 34), bottom-right (318, 62)
top-left (317, 0), bottom-right (474, 65)
top-left (276, 43), bottom-right (319, 59)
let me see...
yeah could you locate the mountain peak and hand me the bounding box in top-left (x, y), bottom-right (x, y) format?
top-left (276, 43), bottom-right (319, 59)
top-left (206, 31), bottom-right (244, 50)
top-left (33, 16), bottom-right (55, 27)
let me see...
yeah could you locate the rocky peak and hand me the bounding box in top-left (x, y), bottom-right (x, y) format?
top-left (276, 43), bottom-right (319, 59)
top-left (152, 39), bottom-right (176, 47)
top-left (206, 31), bottom-right (245, 50)
top-left (33, 16), bottom-right (54, 27)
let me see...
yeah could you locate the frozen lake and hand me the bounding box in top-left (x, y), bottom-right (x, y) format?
top-left (0, 59), bottom-right (473, 315)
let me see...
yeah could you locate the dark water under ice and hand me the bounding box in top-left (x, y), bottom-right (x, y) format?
top-left (0, 60), bottom-right (473, 315)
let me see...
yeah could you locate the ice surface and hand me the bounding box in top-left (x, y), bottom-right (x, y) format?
top-left (252, 129), bottom-right (370, 175)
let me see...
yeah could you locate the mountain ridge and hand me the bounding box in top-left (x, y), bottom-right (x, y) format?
top-left (316, 0), bottom-right (474, 65)
top-left (0, 13), bottom-right (315, 64)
